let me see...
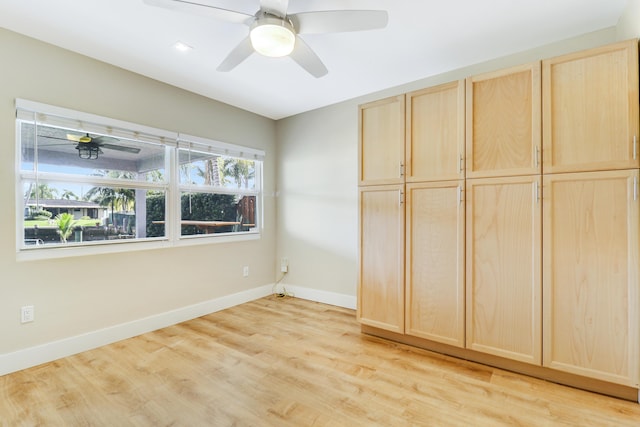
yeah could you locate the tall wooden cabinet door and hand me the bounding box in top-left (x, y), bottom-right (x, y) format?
top-left (359, 95), bottom-right (406, 186)
top-left (406, 81), bottom-right (465, 182)
top-left (405, 181), bottom-right (465, 347)
top-left (466, 176), bottom-right (542, 364)
top-left (543, 39), bottom-right (640, 174)
top-left (466, 62), bottom-right (541, 179)
top-left (358, 185), bottom-right (405, 333)
top-left (543, 170), bottom-right (639, 387)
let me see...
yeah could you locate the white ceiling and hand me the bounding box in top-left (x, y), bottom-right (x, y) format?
top-left (0, 0), bottom-right (630, 119)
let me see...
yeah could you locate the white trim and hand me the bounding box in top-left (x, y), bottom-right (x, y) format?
top-left (17, 224), bottom-right (260, 262)
top-left (0, 285), bottom-right (272, 376)
top-left (279, 284), bottom-right (357, 309)
top-left (16, 98), bottom-right (178, 143)
top-left (16, 238), bottom-right (172, 262)
top-left (0, 284), bottom-right (355, 377)
top-left (178, 132), bottom-right (265, 161)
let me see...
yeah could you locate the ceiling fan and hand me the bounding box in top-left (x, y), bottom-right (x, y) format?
top-left (143, 0), bottom-right (389, 78)
top-left (40, 132), bottom-right (141, 160)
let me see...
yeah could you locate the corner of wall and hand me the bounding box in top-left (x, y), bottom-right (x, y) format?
top-left (616, 0), bottom-right (640, 40)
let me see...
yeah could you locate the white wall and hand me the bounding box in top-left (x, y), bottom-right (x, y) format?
top-left (275, 28), bottom-right (622, 303)
top-left (0, 28), bottom-right (277, 367)
top-left (617, 0), bottom-right (640, 40)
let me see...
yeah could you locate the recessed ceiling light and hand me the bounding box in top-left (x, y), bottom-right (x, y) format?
top-left (174, 41), bottom-right (193, 52)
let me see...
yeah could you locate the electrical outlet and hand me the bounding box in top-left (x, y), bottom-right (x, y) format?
top-left (21, 305), bottom-right (34, 323)
top-left (280, 257), bottom-right (288, 273)
top-left (243, 266), bottom-right (249, 277)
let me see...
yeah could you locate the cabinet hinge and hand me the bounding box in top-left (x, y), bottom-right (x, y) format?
top-left (534, 146), bottom-right (540, 169)
top-left (459, 155), bottom-right (464, 174)
top-left (399, 190), bottom-right (404, 205)
top-left (399, 162), bottom-right (405, 177)
top-left (535, 181), bottom-right (541, 203)
top-left (458, 185), bottom-right (463, 204)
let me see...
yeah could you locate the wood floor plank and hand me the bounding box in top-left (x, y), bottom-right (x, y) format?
top-left (1, 295), bottom-right (639, 426)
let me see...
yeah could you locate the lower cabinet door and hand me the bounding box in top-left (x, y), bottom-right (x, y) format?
top-left (405, 181), bottom-right (465, 347)
top-left (466, 175), bottom-right (542, 364)
top-left (358, 185), bottom-right (405, 333)
top-left (543, 170), bottom-right (640, 387)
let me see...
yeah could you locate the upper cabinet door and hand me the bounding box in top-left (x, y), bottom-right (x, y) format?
top-left (359, 95), bottom-right (405, 186)
top-left (543, 39), bottom-right (640, 174)
top-left (406, 81), bottom-right (465, 182)
top-left (466, 62), bottom-right (541, 179)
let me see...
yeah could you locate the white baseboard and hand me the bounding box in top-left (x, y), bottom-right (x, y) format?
top-left (0, 284), bottom-right (355, 377)
top-left (0, 284), bottom-right (273, 377)
top-left (280, 284), bottom-right (357, 310)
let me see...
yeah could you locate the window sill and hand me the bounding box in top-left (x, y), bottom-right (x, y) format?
top-left (16, 232), bottom-right (260, 262)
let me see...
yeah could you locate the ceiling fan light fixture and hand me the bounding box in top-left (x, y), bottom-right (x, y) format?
top-left (250, 15), bottom-right (295, 58)
top-left (76, 144), bottom-right (101, 160)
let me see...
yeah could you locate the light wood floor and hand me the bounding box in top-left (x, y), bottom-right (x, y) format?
top-left (1, 296), bottom-right (639, 426)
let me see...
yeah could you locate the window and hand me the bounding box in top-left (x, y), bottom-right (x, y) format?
top-left (175, 135), bottom-right (261, 238)
top-left (16, 99), bottom-right (264, 257)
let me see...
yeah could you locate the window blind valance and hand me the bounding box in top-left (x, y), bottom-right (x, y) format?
top-left (16, 99), bottom-right (266, 162)
top-left (16, 99), bottom-right (177, 147)
top-left (177, 133), bottom-right (265, 162)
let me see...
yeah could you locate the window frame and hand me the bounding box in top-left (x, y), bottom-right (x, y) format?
top-left (15, 99), bottom-right (265, 261)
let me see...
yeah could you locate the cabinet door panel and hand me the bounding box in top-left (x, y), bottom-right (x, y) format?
top-left (358, 185), bottom-right (405, 333)
top-left (466, 63), bottom-right (541, 178)
top-left (466, 176), bottom-right (541, 364)
top-left (543, 170), bottom-right (639, 387)
top-left (543, 39), bottom-right (639, 173)
top-left (406, 181), bottom-right (465, 347)
top-left (359, 96), bottom-right (405, 185)
top-left (406, 81), bottom-right (465, 182)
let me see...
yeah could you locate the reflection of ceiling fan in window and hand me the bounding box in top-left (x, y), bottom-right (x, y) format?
top-left (39, 132), bottom-right (141, 160)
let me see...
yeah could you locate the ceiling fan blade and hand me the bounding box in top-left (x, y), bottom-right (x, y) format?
top-left (260, 0), bottom-right (289, 18)
top-left (66, 133), bottom-right (83, 142)
top-left (292, 10), bottom-right (388, 34)
top-left (289, 36), bottom-right (328, 78)
top-left (143, 0), bottom-right (253, 25)
top-left (38, 135), bottom-right (70, 142)
top-left (91, 135), bottom-right (119, 144)
top-left (217, 36), bottom-right (254, 72)
top-left (67, 133), bottom-right (94, 144)
top-left (100, 143), bottom-right (142, 154)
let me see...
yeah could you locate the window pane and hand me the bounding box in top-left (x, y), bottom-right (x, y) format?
top-left (20, 122), bottom-right (166, 181)
top-left (179, 192), bottom-right (257, 236)
top-left (22, 180), bottom-right (166, 247)
top-left (17, 101), bottom-right (262, 255)
top-left (178, 148), bottom-right (256, 190)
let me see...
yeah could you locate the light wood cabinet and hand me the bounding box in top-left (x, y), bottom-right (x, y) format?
top-left (357, 185), bottom-right (405, 333)
top-left (358, 95), bottom-right (405, 186)
top-left (466, 62), bottom-right (541, 179)
top-left (357, 40), bottom-right (640, 397)
top-left (543, 170), bottom-right (639, 387)
top-left (543, 39), bottom-right (640, 174)
top-left (405, 181), bottom-right (465, 347)
top-left (406, 81), bottom-right (465, 182)
top-left (466, 176), bottom-right (542, 365)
